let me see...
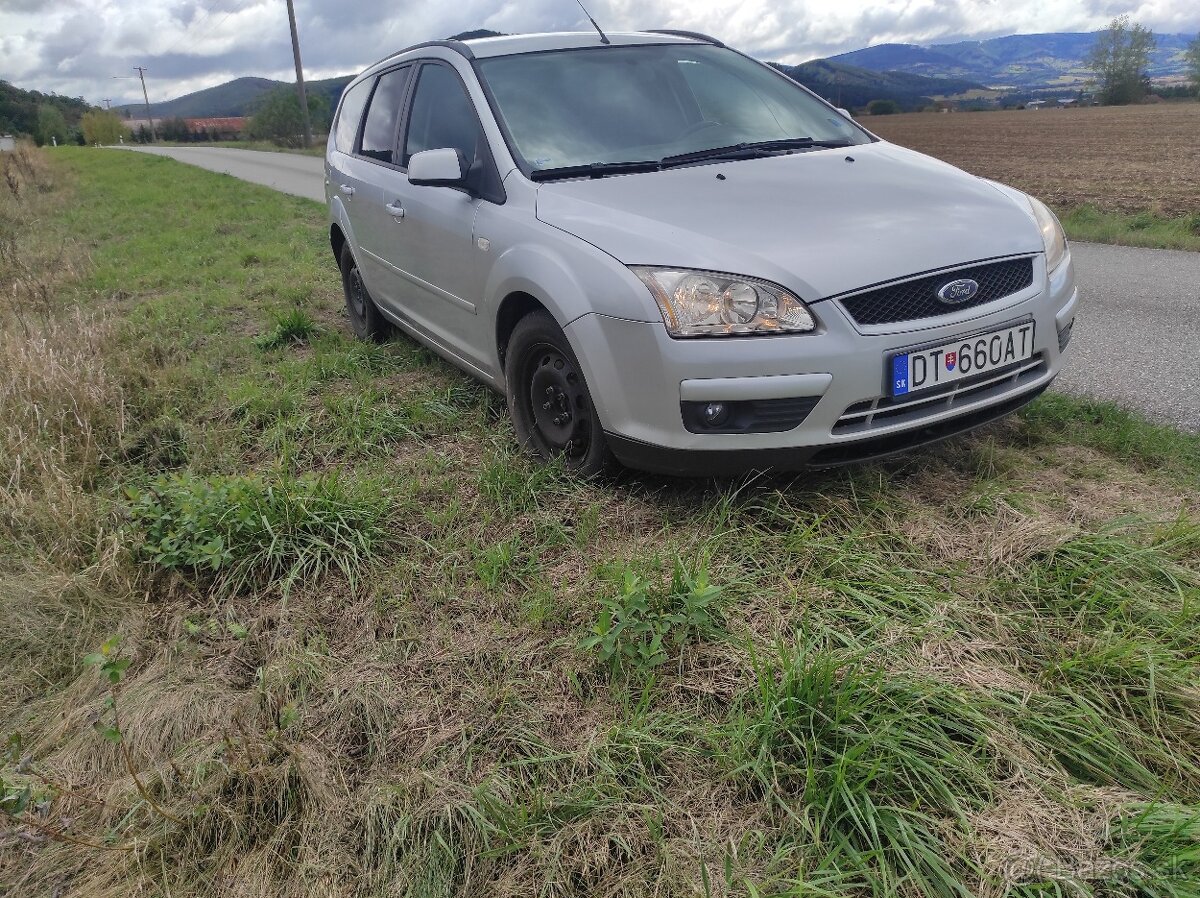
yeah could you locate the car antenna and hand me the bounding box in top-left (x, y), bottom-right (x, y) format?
top-left (574, 0), bottom-right (610, 44)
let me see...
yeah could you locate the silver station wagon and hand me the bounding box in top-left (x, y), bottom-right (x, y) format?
top-left (326, 30), bottom-right (1078, 476)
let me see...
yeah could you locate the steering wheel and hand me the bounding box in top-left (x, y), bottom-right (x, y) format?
top-left (678, 120), bottom-right (724, 140)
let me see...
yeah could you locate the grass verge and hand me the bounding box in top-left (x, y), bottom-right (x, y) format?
top-left (1059, 205), bottom-right (1200, 252)
top-left (1, 144), bottom-right (1198, 897)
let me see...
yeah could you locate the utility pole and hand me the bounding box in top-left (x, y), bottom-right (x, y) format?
top-left (102, 98), bottom-right (111, 109)
top-left (134, 66), bottom-right (157, 141)
top-left (285, 0), bottom-right (313, 148)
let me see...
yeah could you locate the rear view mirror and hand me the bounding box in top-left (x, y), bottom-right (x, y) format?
top-left (837, 107), bottom-right (853, 119)
top-left (408, 148), bottom-right (466, 187)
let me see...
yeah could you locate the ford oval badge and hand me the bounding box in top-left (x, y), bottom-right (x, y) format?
top-left (936, 278), bottom-right (980, 304)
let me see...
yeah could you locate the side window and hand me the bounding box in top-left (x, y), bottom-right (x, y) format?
top-left (359, 66), bottom-right (411, 162)
top-left (332, 79), bottom-right (371, 154)
top-left (402, 64), bottom-right (483, 168)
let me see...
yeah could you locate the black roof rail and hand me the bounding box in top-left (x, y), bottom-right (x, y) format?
top-left (644, 29), bottom-right (725, 47)
top-left (367, 39), bottom-right (474, 71)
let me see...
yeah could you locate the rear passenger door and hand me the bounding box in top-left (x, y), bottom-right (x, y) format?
top-left (347, 65), bottom-right (416, 316)
top-left (326, 76), bottom-right (376, 273)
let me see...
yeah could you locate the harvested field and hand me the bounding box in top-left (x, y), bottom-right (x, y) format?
top-left (866, 103), bottom-right (1200, 217)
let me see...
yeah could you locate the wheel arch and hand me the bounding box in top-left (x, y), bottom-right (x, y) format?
top-left (495, 291), bottom-right (550, 368)
top-left (330, 223), bottom-right (347, 264)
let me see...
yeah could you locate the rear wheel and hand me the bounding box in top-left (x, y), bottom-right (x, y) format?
top-left (339, 244), bottom-right (389, 341)
top-left (505, 311), bottom-right (612, 476)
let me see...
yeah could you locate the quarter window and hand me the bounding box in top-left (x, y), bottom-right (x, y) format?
top-left (332, 79), bottom-right (371, 154)
top-left (403, 64), bottom-right (483, 168)
top-left (359, 66), bottom-right (412, 162)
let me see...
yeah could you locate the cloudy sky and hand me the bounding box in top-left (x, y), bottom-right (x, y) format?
top-left (1, 0), bottom-right (1196, 106)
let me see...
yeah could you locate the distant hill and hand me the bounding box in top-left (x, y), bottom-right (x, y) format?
top-left (113, 74), bottom-right (353, 120)
top-left (833, 31), bottom-right (1198, 88)
top-left (776, 59), bottom-right (993, 110)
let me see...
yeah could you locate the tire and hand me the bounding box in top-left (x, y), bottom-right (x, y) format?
top-left (339, 244), bottom-right (390, 342)
top-left (505, 311), bottom-right (613, 477)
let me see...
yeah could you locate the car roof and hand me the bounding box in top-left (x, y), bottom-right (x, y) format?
top-left (368, 30), bottom-right (718, 71)
top-left (462, 31), bottom-right (711, 58)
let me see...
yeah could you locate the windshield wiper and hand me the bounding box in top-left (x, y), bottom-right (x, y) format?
top-left (529, 160), bottom-right (661, 181)
top-left (660, 137), bottom-right (852, 168)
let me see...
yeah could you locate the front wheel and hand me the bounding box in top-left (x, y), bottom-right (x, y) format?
top-left (505, 311), bottom-right (612, 476)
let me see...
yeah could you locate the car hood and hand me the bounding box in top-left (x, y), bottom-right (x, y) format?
top-left (534, 141), bottom-right (1042, 302)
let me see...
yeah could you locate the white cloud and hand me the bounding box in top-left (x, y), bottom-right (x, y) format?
top-left (0, 0), bottom-right (1196, 105)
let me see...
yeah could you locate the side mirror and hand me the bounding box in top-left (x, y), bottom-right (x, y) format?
top-left (837, 107), bottom-right (854, 119)
top-left (408, 148), bottom-right (466, 187)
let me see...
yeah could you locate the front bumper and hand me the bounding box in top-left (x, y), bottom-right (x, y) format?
top-left (564, 251), bottom-right (1077, 475)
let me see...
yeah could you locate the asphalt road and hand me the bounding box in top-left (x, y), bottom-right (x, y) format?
top-left (116, 146), bottom-right (1200, 432)
top-left (116, 145), bottom-right (326, 201)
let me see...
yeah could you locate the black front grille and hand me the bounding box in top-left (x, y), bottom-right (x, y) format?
top-left (838, 257), bottom-right (1035, 326)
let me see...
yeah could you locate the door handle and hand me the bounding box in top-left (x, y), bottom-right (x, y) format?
top-left (385, 201), bottom-right (405, 219)
top-left (338, 184), bottom-right (355, 196)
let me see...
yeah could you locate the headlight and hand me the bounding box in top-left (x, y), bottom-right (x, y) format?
top-left (1026, 195), bottom-right (1067, 273)
top-left (630, 267), bottom-right (815, 337)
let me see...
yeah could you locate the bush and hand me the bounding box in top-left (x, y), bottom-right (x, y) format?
top-left (867, 99), bottom-right (901, 115)
top-left (246, 87), bottom-right (330, 147)
top-left (126, 472), bottom-right (391, 594)
top-left (580, 564), bottom-right (725, 675)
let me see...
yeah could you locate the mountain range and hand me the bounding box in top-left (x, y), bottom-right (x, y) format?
top-left (833, 31), bottom-right (1197, 88)
top-left (107, 29), bottom-right (1198, 122)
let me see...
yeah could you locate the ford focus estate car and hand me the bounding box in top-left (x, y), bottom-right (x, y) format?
top-left (326, 30), bottom-right (1078, 476)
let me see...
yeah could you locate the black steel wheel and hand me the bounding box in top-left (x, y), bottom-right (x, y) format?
top-left (339, 244), bottom-right (390, 342)
top-left (505, 311), bottom-right (612, 476)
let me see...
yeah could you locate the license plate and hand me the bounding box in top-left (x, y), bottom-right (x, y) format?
top-left (890, 322), bottom-right (1035, 397)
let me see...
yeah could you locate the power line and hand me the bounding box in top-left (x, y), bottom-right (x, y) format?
top-left (156, 0), bottom-right (257, 62)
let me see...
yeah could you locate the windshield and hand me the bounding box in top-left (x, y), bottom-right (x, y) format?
top-left (477, 44), bottom-right (871, 176)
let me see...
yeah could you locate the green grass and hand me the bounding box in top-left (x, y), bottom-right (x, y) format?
top-left (2, 146), bottom-right (1199, 898)
top-left (1059, 204), bottom-right (1200, 252)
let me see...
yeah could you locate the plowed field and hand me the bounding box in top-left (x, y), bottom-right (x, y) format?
top-left (867, 103), bottom-right (1200, 216)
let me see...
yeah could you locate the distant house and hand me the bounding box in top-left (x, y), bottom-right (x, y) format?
top-left (1057, 97), bottom-right (1079, 107)
top-left (0, 134), bottom-right (15, 152)
top-left (184, 117), bottom-right (248, 140)
top-left (1026, 100), bottom-right (1047, 110)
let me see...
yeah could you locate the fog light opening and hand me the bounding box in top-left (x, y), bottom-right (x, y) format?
top-left (701, 402), bottom-right (729, 427)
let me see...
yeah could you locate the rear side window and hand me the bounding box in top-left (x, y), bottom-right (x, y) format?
top-left (402, 64), bottom-right (484, 168)
top-left (332, 80), bottom-right (371, 154)
top-left (359, 66), bottom-right (412, 162)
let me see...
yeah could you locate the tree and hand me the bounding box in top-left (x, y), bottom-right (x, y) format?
top-left (1186, 34), bottom-right (1200, 100)
top-left (81, 110), bottom-right (128, 145)
top-left (34, 104), bottom-right (69, 146)
top-left (866, 99), bottom-right (900, 115)
top-left (1085, 16), bottom-right (1157, 105)
top-left (246, 87), bottom-right (330, 147)
top-left (158, 116), bottom-right (190, 142)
